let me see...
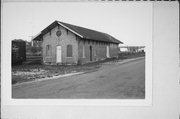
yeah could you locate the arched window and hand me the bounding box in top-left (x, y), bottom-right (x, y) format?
top-left (67, 44), bottom-right (73, 57)
top-left (46, 45), bottom-right (51, 56)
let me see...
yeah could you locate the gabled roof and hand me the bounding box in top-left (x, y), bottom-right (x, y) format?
top-left (33, 20), bottom-right (123, 44)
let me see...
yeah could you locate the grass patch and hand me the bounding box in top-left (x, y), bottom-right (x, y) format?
top-left (118, 52), bottom-right (145, 59)
top-left (12, 53), bottom-right (145, 85)
top-left (12, 63), bottom-right (102, 84)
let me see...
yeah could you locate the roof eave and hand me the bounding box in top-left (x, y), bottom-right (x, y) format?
top-left (57, 21), bottom-right (84, 38)
top-left (119, 41), bottom-right (123, 44)
top-left (32, 33), bottom-right (42, 41)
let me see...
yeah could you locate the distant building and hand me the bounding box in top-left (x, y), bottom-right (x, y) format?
top-left (119, 46), bottom-right (145, 53)
top-left (33, 20), bottom-right (123, 65)
top-left (31, 40), bottom-right (42, 47)
top-left (119, 47), bottom-right (128, 52)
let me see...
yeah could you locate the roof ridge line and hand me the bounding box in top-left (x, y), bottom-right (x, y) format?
top-left (58, 20), bottom-right (109, 36)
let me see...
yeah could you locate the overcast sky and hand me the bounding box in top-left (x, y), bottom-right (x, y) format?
top-left (2, 2), bottom-right (152, 46)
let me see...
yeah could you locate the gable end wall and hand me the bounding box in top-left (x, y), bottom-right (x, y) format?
top-left (42, 25), bottom-right (78, 64)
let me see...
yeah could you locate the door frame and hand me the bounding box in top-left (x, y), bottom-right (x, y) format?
top-left (56, 45), bottom-right (62, 63)
top-left (89, 45), bottom-right (92, 61)
top-left (106, 45), bottom-right (110, 58)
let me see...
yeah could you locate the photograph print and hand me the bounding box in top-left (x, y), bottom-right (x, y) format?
top-left (7, 2), bottom-right (152, 99)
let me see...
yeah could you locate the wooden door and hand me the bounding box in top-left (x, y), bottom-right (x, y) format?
top-left (56, 46), bottom-right (62, 63)
top-left (89, 46), bottom-right (92, 61)
top-left (106, 45), bottom-right (110, 58)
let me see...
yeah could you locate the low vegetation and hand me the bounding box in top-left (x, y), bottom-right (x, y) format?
top-left (118, 52), bottom-right (145, 59)
top-left (12, 52), bottom-right (145, 84)
top-left (12, 63), bottom-right (101, 84)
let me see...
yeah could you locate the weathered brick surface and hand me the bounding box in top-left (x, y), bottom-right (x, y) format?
top-left (78, 39), bottom-right (119, 64)
top-left (42, 25), bottom-right (119, 65)
top-left (42, 25), bottom-right (78, 64)
top-left (109, 44), bottom-right (119, 58)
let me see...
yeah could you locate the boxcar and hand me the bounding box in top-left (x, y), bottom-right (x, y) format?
top-left (12, 39), bottom-right (26, 65)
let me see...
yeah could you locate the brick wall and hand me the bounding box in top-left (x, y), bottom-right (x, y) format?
top-left (109, 44), bottom-right (119, 58)
top-left (78, 39), bottom-right (119, 64)
top-left (42, 25), bottom-right (119, 65)
top-left (42, 25), bottom-right (78, 64)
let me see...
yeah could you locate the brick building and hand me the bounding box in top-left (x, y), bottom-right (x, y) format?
top-left (33, 20), bottom-right (123, 65)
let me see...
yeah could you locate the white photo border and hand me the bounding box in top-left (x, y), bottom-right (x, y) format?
top-left (1, 1), bottom-right (153, 106)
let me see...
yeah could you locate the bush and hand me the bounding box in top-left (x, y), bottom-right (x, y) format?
top-left (30, 47), bottom-right (41, 54)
